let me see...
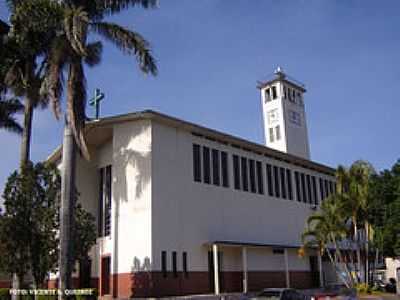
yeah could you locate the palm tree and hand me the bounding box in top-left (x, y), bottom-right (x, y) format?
top-left (302, 197), bottom-right (355, 288)
top-left (0, 98), bottom-right (24, 134)
top-left (334, 161), bottom-right (375, 284)
top-left (41, 1), bottom-right (158, 296)
top-left (2, 0), bottom-right (63, 167)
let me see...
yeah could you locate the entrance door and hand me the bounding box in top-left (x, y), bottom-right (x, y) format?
top-left (101, 256), bottom-right (111, 295)
top-left (309, 256), bottom-right (320, 288)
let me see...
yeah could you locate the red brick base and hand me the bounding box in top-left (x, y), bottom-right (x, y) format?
top-left (46, 271), bottom-right (314, 298)
top-left (0, 280), bottom-right (11, 288)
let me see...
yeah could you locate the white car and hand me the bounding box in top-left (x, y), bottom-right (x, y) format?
top-left (249, 288), bottom-right (306, 300)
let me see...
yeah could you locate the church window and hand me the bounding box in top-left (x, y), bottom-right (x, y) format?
top-left (193, 144), bottom-right (201, 182)
top-left (249, 159), bottom-right (256, 193)
top-left (312, 176), bottom-right (318, 205)
top-left (162, 251), bottom-right (167, 278)
top-left (301, 173), bottom-right (307, 203)
top-left (221, 151), bottom-right (229, 188)
top-left (319, 178), bottom-right (325, 201)
top-left (295, 171), bottom-right (301, 202)
top-left (266, 164), bottom-right (273, 196)
top-left (306, 174), bottom-right (312, 204)
top-left (203, 146), bottom-right (211, 184)
top-left (256, 161), bottom-right (264, 194)
top-left (233, 155), bottom-right (241, 190)
top-left (241, 157), bottom-right (249, 191)
top-left (286, 169), bottom-right (293, 200)
top-left (273, 165), bottom-right (280, 198)
top-left (272, 86), bottom-right (278, 99)
top-left (269, 127), bottom-right (274, 142)
top-left (172, 251), bottom-right (178, 278)
top-left (212, 149), bottom-right (220, 186)
top-left (265, 88), bottom-right (271, 102)
top-left (99, 165), bottom-right (112, 237)
top-left (275, 125), bottom-right (281, 140)
top-left (280, 167), bottom-right (286, 199)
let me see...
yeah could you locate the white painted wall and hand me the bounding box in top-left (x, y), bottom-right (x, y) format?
top-left (151, 120), bottom-right (333, 273)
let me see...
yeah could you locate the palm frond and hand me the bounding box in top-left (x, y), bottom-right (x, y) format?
top-left (91, 21), bottom-right (157, 75)
top-left (0, 98), bottom-right (24, 134)
top-left (94, 0), bottom-right (158, 16)
top-left (43, 36), bottom-right (69, 119)
top-left (67, 58), bottom-right (90, 160)
top-left (84, 41), bottom-right (103, 67)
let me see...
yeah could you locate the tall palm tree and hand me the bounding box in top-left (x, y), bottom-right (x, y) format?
top-left (302, 197), bottom-right (355, 288)
top-left (41, 1), bottom-right (158, 296)
top-left (0, 98), bottom-right (24, 134)
top-left (1, 0), bottom-right (62, 167)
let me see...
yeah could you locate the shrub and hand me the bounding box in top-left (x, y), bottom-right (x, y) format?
top-left (0, 289), bottom-right (10, 300)
top-left (355, 283), bottom-right (371, 294)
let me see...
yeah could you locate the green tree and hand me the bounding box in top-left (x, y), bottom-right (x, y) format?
top-left (40, 1), bottom-right (158, 296)
top-left (2, 0), bottom-right (63, 166)
top-left (302, 197), bottom-right (355, 288)
top-left (0, 163), bottom-right (97, 288)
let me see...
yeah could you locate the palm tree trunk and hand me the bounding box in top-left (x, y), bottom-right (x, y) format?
top-left (365, 221), bottom-right (369, 285)
top-left (58, 119), bottom-right (76, 300)
top-left (20, 96), bottom-right (34, 167)
top-left (353, 216), bottom-right (362, 284)
top-left (11, 97), bottom-right (34, 300)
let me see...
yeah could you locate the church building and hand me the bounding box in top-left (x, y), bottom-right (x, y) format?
top-left (47, 68), bottom-right (338, 297)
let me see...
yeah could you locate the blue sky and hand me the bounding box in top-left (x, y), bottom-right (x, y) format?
top-left (0, 0), bottom-right (399, 194)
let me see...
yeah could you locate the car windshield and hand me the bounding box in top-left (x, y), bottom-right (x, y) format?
top-left (257, 291), bottom-right (281, 299)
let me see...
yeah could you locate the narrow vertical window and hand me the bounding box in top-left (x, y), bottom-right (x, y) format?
top-left (241, 157), bottom-right (249, 191)
top-left (272, 86), bottom-right (277, 99)
top-left (273, 165), bottom-right (280, 198)
top-left (283, 86), bottom-right (287, 99)
top-left (329, 181), bottom-right (334, 195)
top-left (182, 252), bottom-right (188, 278)
top-left (193, 144), bottom-right (201, 182)
top-left (269, 128), bottom-right (274, 142)
top-left (324, 179), bottom-right (330, 198)
top-left (233, 155), bottom-right (241, 190)
top-left (172, 251), bottom-right (177, 278)
top-left (161, 251), bottom-right (167, 278)
top-left (286, 169), bottom-right (293, 200)
top-left (319, 178), bottom-right (325, 201)
top-left (295, 171), bottom-right (301, 202)
top-left (280, 167), bottom-right (286, 199)
top-left (312, 176), bottom-right (318, 205)
top-left (265, 88), bottom-right (271, 102)
top-left (98, 168), bottom-right (104, 237)
top-left (275, 126), bottom-right (281, 141)
top-left (301, 173), bottom-right (307, 203)
top-left (256, 161), bottom-right (264, 195)
top-left (105, 166), bottom-right (112, 236)
top-left (203, 147), bottom-right (211, 184)
top-left (288, 88), bottom-right (292, 101)
top-left (249, 159), bottom-right (256, 193)
top-left (306, 174), bottom-right (312, 204)
top-left (212, 149), bottom-right (220, 186)
top-left (221, 151), bottom-right (229, 188)
top-left (266, 164), bottom-right (273, 196)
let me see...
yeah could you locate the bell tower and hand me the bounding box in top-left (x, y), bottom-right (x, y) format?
top-left (258, 67), bottom-right (311, 159)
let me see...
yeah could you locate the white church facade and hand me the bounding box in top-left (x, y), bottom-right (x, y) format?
top-left (46, 69), bottom-right (339, 297)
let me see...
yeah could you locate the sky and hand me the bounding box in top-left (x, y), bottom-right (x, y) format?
top-left (0, 0), bottom-right (399, 195)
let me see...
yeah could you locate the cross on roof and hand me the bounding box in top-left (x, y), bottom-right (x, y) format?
top-left (89, 88), bottom-right (105, 119)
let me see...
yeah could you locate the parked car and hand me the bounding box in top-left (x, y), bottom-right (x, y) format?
top-left (249, 288), bottom-right (306, 300)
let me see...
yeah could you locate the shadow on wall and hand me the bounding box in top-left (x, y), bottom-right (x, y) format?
top-left (130, 257), bottom-right (152, 298)
top-left (113, 123), bottom-right (152, 205)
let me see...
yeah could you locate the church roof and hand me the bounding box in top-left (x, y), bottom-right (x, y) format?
top-left (47, 109), bottom-right (335, 175)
